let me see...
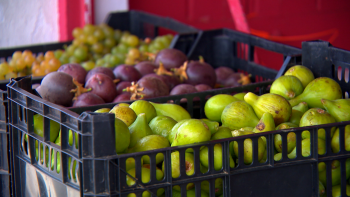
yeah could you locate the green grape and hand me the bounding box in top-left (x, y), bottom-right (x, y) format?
top-left (148, 44), bottom-right (158, 54)
top-left (81, 61), bottom-right (95, 71)
top-left (125, 35), bottom-right (139, 47)
top-left (158, 36), bottom-right (171, 47)
top-left (73, 47), bottom-right (88, 61)
top-left (54, 50), bottom-right (64, 59)
top-left (127, 46), bottom-right (135, 52)
top-left (72, 27), bottom-right (83, 38)
top-left (111, 46), bottom-right (119, 55)
top-left (109, 54), bottom-right (121, 66)
top-left (69, 56), bottom-right (81, 63)
top-left (166, 34), bottom-right (174, 41)
top-left (93, 28), bottom-right (105, 41)
top-left (114, 30), bottom-right (122, 42)
top-left (115, 53), bottom-right (126, 63)
top-left (120, 33), bottom-right (130, 44)
top-left (103, 54), bottom-right (112, 61)
top-left (124, 57), bottom-right (135, 65)
top-left (102, 26), bottom-right (114, 38)
top-left (102, 62), bottom-right (113, 68)
top-left (116, 43), bottom-right (128, 54)
top-left (96, 59), bottom-right (105, 66)
top-left (152, 41), bottom-right (165, 50)
top-left (139, 45), bottom-right (149, 52)
top-left (127, 48), bottom-right (140, 60)
top-left (66, 45), bottom-right (77, 56)
top-left (87, 35), bottom-right (98, 45)
top-left (59, 53), bottom-right (70, 65)
top-left (0, 62), bottom-right (10, 76)
top-left (83, 24), bottom-right (96, 35)
top-left (91, 42), bottom-right (104, 54)
top-left (104, 37), bottom-right (116, 48)
top-left (93, 53), bottom-right (103, 61)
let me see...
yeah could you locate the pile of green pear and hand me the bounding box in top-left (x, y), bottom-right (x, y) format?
top-left (26, 64), bottom-right (350, 196)
top-left (204, 65), bottom-right (350, 196)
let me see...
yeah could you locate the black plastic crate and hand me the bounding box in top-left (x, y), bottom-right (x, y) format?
top-left (0, 10), bottom-right (200, 197)
top-left (6, 73), bottom-right (346, 197)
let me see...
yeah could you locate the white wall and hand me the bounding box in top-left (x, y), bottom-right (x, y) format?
top-left (94, 0), bottom-right (128, 25)
top-left (0, 0), bottom-right (59, 48)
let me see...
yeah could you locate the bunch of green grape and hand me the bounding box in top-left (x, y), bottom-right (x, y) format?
top-left (56, 23), bottom-right (174, 71)
top-left (57, 24), bottom-right (122, 67)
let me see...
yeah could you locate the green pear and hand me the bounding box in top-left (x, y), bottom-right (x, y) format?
top-left (244, 92), bottom-right (292, 125)
top-left (168, 119), bottom-right (189, 144)
top-left (319, 181), bottom-right (326, 197)
top-left (162, 151), bottom-right (194, 178)
top-left (274, 132), bottom-right (296, 153)
top-left (211, 127), bottom-right (232, 140)
top-left (292, 102), bottom-right (309, 113)
top-left (331, 125), bottom-right (350, 153)
top-left (288, 109), bottom-right (304, 126)
top-left (284, 65), bottom-right (315, 88)
top-left (149, 115), bottom-right (177, 139)
top-left (201, 178), bottom-right (223, 196)
top-left (109, 105), bottom-right (137, 127)
top-left (201, 119), bottom-right (219, 135)
top-left (211, 127), bottom-right (235, 158)
top-left (125, 157), bottom-right (144, 172)
top-left (233, 92), bottom-right (247, 101)
top-left (67, 157), bottom-right (78, 181)
top-left (331, 184), bottom-right (350, 197)
top-left (204, 94), bottom-right (240, 122)
top-left (128, 113), bottom-right (153, 148)
top-left (318, 162), bottom-right (326, 173)
top-left (116, 103), bottom-right (130, 107)
top-left (275, 122), bottom-right (298, 130)
top-left (171, 119), bottom-right (211, 147)
top-left (114, 117), bottom-right (130, 153)
top-left (287, 138), bottom-right (326, 159)
top-left (129, 100), bottom-right (157, 123)
top-left (172, 188), bottom-right (209, 197)
top-left (221, 100), bottom-right (259, 130)
top-left (322, 98), bottom-right (350, 122)
top-left (260, 149), bottom-right (267, 163)
top-left (300, 108), bottom-right (336, 140)
top-left (33, 114), bottom-right (60, 142)
top-left (252, 112), bottom-right (275, 133)
top-left (232, 130), bottom-right (266, 164)
top-left (199, 144), bottom-right (235, 171)
top-left (270, 75), bottom-right (304, 100)
top-left (319, 159), bottom-right (350, 187)
top-left (94, 108), bottom-right (111, 113)
top-left (128, 135), bottom-right (170, 164)
top-left (126, 165), bottom-right (164, 197)
top-left (150, 102), bottom-right (191, 122)
top-left (289, 77), bottom-right (342, 108)
top-left (200, 164), bottom-right (208, 174)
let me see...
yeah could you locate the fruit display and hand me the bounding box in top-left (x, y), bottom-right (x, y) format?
top-left (34, 64), bottom-right (348, 196)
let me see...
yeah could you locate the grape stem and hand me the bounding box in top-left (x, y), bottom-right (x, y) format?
top-left (70, 78), bottom-right (91, 100)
